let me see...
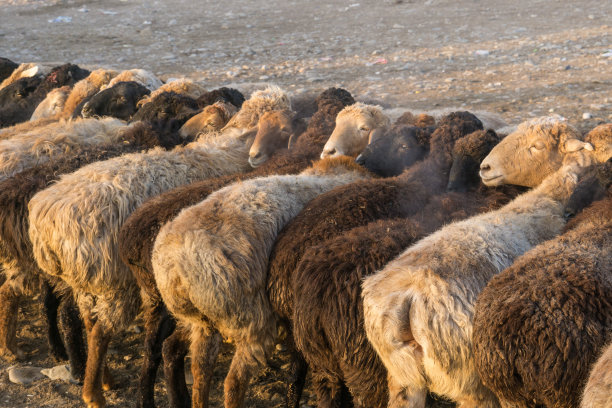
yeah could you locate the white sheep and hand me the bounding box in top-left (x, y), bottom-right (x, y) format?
top-left (362, 162), bottom-right (588, 408)
top-left (101, 68), bottom-right (163, 92)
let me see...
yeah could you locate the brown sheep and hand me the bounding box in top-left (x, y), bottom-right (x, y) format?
top-left (116, 87), bottom-right (355, 408)
top-left (152, 156), bottom-right (373, 408)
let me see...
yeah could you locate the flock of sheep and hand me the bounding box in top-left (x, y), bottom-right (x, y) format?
top-left (0, 57), bottom-right (610, 408)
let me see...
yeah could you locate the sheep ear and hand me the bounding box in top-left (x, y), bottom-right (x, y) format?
top-left (564, 138), bottom-right (594, 153)
top-left (368, 127), bottom-right (387, 144)
top-left (22, 66), bottom-right (40, 78)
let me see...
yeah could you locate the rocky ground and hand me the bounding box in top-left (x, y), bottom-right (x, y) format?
top-left (0, 0), bottom-right (610, 407)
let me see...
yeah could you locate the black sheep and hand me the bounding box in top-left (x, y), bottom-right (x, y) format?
top-left (132, 91), bottom-right (201, 125)
top-left (0, 58), bottom-right (19, 84)
top-left (80, 81), bottom-right (151, 120)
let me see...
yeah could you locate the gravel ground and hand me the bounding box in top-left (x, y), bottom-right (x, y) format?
top-left (0, 0), bottom-right (611, 407)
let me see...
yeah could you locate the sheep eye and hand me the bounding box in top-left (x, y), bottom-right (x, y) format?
top-left (359, 126), bottom-right (369, 132)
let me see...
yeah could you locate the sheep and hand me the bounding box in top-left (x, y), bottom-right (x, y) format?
top-left (472, 159), bottom-right (612, 408)
top-left (479, 115), bottom-right (600, 187)
top-left (0, 58), bottom-right (19, 83)
top-left (152, 156), bottom-right (372, 408)
top-left (101, 68), bottom-right (163, 91)
top-left (136, 78), bottom-right (208, 108)
top-left (320, 102), bottom-right (390, 158)
top-left (61, 68), bottom-right (118, 118)
top-left (0, 117), bottom-right (128, 181)
top-left (196, 86), bottom-right (246, 110)
top-left (361, 158), bottom-right (592, 408)
top-left (267, 112), bottom-right (483, 339)
top-left (289, 129), bottom-right (523, 407)
top-left (117, 87), bottom-right (353, 408)
top-left (131, 91), bottom-right (201, 125)
top-left (0, 62), bottom-right (49, 90)
top-left (80, 81), bottom-right (151, 120)
top-left (0, 118), bottom-right (190, 366)
top-left (179, 101), bottom-right (238, 140)
top-left (582, 342), bottom-right (612, 408)
top-left (28, 86), bottom-right (290, 408)
top-left (29, 85), bottom-right (71, 121)
top-left (0, 63), bottom-right (90, 127)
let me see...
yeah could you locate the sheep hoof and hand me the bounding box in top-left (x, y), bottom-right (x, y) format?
top-left (102, 370), bottom-right (114, 391)
top-left (83, 392), bottom-right (105, 408)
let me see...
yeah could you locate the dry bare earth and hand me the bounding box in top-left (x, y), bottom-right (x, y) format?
top-left (0, 0), bottom-right (611, 407)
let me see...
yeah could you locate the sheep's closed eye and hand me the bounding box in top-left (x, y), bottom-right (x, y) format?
top-left (359, 126), bottom-right (370, 132)
top-left (530, 141), bottom-right (545, 152)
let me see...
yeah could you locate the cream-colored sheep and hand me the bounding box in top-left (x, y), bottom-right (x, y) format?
top-left (28, 85), bottom-right (290, 408)
top-left (180, 101), bottom-right (238, 140)
top-left (362, 163), bottom-right (587, 408)
top-left (152, 156), bottom-right (372, 408)
top-left (0, 117), bottom-right (127, 181)
top-left (102, 68), bottom-right (163, 91)
top-left (582, 342), bottom-right (612, 408)
top-left (480, 115), bottom-right (596, 187)
top-left (29, 86), bottom-right (71, 121)
top-left (321, 102), bottom-right (390, 158)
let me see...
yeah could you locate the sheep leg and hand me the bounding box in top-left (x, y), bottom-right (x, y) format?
top-left (162, 325), bottom-right (191, 408)
top-left (41, 280), bottom-right (68, 361)
top-left (191, 326), bottom-right (222, 408)
top-left (137, 300), bottom-right (176, 408)
top-left (0, 282), bottom-right (25, 360)
top-left (284, 334), bottom-right (308, 408)
top-left (58, 293), bottom-right (87, 382)
top-left (224, 343), bottom-right (261, 408)
top-left (82, 319), bottom-right (112, 408)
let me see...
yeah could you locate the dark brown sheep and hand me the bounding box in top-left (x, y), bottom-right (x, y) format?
top-left (116, 87), bottom-right (355, 408)
top-left (80, 81), bottom-right (151, 120)
top-left (131, 91), bottom-right (201, 125)
top-left (287, 129), bottom-right (523, 407)
top-left (266, 112), bottom-right (483, 334)
top-left (473, 159), bottom-right (612, 408)
top-left (0, 121), bottom-right (187, 376)
top-left (196, 87), bottom-right (245, 109)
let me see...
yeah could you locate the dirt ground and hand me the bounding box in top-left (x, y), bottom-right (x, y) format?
top-left (0, 0), bottom-right (610, 407)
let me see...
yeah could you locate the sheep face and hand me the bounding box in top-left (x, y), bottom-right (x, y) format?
top-left (447, 130), bottom-right (501, 192)
top-left (81, 81), bottom-right (150, 120)
top-left (356, 125), bottom-right (428, 177)
top-left (179, 102), bottom-right (236, 139)
top-left (249, 109), bottom-right (301, 168)
top-left (0, 76), bottom-right (42, 107)
top-left (480, 117), bottom-right (589, 187)
top-left (30, 86), bottom-right (70, 121)
top-left (321, 103), bottom-right (390, 159)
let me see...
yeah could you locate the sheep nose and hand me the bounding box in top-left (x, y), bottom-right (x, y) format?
top-left (323, 148), bottom-right (336, 157)
top-left (250, 152), bottom-right (261, 160)
top-left (355, 154), bottom-right (365, 165)
top-left (480, 163), bottom-right (491, 172)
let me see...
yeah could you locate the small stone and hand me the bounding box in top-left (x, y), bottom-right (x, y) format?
top-left (40, 364), bottom-right (78, 384)
top-left (276, 343), bottom-right (287, 352)
top-left (8, 366), bottom-right (45, 385)
top-left (582, 112), bottom-right (592, 119)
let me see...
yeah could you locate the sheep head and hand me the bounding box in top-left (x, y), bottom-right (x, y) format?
top-left (584, 123), bottom-right (612, 164)
top-left (30, 86), bottom-right (71, 121)
top-left (81, 81), bottom-right (151, 120)
top-left (179, 101), bottom-right (237, 140)
top-left (321, 103), bottom-right (390, 159)
top-left (446, 129), bottom-right (501, 192)
top-left (248, 109), bottom-right (306, 168)
top-left (479, 116), bottom-right (590, 187)
top-left (356, 125), bottom-right (432, 177)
